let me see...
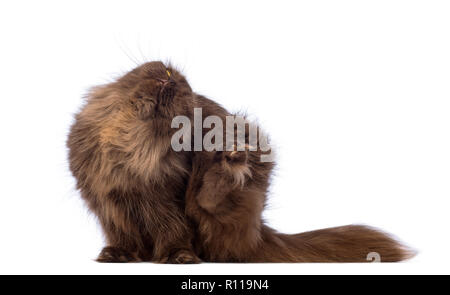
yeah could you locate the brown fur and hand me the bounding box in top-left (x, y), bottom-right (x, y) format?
top-left (68, 61), bottom-right (414, 263)
top-left (68, 61), bottom-right (201, 263)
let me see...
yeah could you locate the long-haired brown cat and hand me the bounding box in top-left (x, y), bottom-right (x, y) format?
top-left (68, 61), bottom-right (413, 263)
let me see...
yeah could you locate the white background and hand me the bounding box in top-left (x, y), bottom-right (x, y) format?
top-left (0, 0), bottom-right (449, 274)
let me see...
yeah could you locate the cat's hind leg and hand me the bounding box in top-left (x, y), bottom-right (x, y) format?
top-left (195, 147), bottom-right (251, 213)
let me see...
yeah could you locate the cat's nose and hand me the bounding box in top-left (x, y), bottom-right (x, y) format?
top-left (156, 79), bottom-right (176, 89)
top-left (156, 78), bottom-right (168, 84)
top-left (156, 78), bottom-right (175, 88)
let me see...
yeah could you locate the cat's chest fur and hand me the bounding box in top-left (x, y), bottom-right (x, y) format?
top-left (72, 109), bottom-right (189, 198)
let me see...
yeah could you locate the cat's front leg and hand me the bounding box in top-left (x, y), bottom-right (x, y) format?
top-left (158, 249), bottom-right (202, 264)
top-left (97, 246), bottom-right (142, 263)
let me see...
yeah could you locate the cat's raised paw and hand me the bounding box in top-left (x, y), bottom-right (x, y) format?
top-left (218, 144), bottom-right (249, 165)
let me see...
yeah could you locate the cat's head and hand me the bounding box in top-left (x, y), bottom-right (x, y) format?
top-left (117, 61), bottom-right (193, 120)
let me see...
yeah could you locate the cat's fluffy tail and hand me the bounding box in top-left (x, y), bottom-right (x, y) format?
top-left (255, 224), bottom-right (415, 262)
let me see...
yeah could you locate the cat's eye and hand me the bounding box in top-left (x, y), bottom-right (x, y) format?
top-left (166, 69), bottom-right (171, 78)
